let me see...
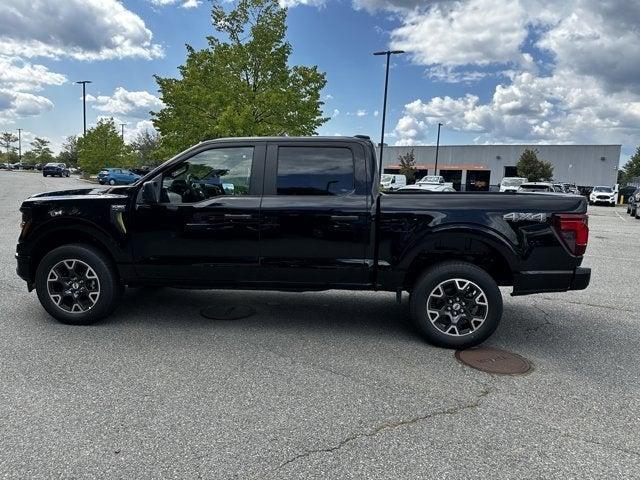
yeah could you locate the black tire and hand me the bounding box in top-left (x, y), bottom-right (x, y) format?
top-left (43, 173), bottom-right (47, 177)
top-left (409, 261), bottom-right (503, 349)
top-left (35, 244), bottom-right (122, 325)
top-left (109, 179), bottom-right (116, 185)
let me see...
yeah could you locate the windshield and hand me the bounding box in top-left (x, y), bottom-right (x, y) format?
top-left (593, 186), bottom-right (613, 193)
top-left (381, 174), bottom-right (392, 182)
top-left (502, 178), bottom-right (526, 186)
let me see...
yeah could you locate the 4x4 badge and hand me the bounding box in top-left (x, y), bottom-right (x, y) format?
top-left (503, 212), bottom-right (547, 222)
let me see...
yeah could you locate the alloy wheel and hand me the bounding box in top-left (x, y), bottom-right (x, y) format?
top-left (426, 278), bottom-right (489, 336)
top-left (46, 259), bottom-right (101, 313)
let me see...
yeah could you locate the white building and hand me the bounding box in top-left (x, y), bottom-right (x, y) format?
top-left (379, 144), bottom-right (621, 191)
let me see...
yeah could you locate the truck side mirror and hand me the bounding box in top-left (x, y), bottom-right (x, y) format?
top-left (142, 181), bottom-right (159, 204)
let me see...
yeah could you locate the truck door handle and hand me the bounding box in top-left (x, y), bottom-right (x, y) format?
top-left (224, 214), bottom-right (253, 220)
top-left (330, 215), bottom-right (359, 221)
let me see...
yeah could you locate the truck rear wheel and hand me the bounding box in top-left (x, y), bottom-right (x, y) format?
top-left (35, 244), bottom-right (122, 325)
top-left (410, 261), bottom-right (502, 349)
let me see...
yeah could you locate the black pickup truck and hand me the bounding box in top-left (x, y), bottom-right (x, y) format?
top-left (16, 136), bottom-right (590, 348)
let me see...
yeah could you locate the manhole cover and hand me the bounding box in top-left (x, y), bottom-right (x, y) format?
top-left (455, 347), bottom-right (532, 375)
top-left (200, 305), bottom-right (255, 320)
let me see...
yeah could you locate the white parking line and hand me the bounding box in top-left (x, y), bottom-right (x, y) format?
top-left (615, 210), bottom-right (627, 222)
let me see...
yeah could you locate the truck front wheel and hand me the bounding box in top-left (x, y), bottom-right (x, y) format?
top-left (410, 261), bottom-right (503, 349)
top-left (35, 244), bottom-right (122, 325)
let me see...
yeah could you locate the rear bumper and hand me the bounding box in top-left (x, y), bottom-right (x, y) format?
top-left (512, 267), bottom-right (590, 296)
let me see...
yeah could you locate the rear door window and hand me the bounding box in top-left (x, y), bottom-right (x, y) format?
top-left (276, 146), bottom-right (355, 196)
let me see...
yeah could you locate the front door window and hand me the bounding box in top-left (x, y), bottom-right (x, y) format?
top-left (161, 147), bottom-right (254, 204)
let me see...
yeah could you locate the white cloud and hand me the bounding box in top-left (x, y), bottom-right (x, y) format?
top-left (149, 0), bottom-right (201, 8)
top-left (89, 87), bottom-right (164, 118)
top-left (181, 0), bottom-right (201, 7)
top-left (390, 0), bottom-right (531, 69)
top-left (374, 110), bottom-right (379, 117)
top-left (0, 90), bottom-right (54, 124)
top-left (278, 0), bottom-right (326, 7)
top-left (0, 0), bottom-right (163, 60)
top-left (393, 71), bottom-right (640, 146)
top-left (123, 119), bottom-right (158, 143)
top-left (356, 109), bottom-right (367, 117)
top-left (537, 0), bottom-right (640, 94)
top-left (0, 56), bottom-right (64, 124)
top-left (332, 109), bottom-right (340, 118)
top-left (0, 56), bottom-right (66, 92)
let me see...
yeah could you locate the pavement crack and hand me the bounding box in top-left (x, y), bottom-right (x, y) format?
top-left (559, 432), bottom-right (640, 458)
top-left (274, 387), bottom-right (493, 472)
top-left (525, 303), bottom-right (554, 333)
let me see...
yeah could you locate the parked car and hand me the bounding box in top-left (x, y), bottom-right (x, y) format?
top-left (398, 184), bottom-right (455, 192)
top-left (34, 163), bottom-right (43, 171)
top-left (130, 166), bottom-right (152, 176)
top-left (589, 186), bottom-right (616, 206)
top-left (499, 177), bottom-right (527, 192)
top-left (16, 136), bottom-right (590, 349)
top-left (627, 188), bottom-right (640, 216)
top-left (22, 164), bottom-right (35, 171)
top-left (11, 163), bottom-right (23, 170)
top-left (0, 162), bottom-right (11, 170)
top-left (42, 163), bottom-right (70, 177)
top-left (97, 168), bottom-right (141, 185)
top-left (619, 185), bottom-right (637, 205)
top-left (380, 174), bottom-right (407, 191)
top-left (518, 182), bottom-right (558, 193)
top-left (415, 175), bottom-right (454, 189)
top-left (559, 183), bottom-right (579, 194)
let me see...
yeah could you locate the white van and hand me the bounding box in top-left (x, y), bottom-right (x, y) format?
top-left (500, 177), bottom-right (527, 192)
top-left (381, 174), bottom-right (407, 191)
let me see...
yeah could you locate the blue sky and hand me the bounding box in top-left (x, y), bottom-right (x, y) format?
top-left (1, 0), bottom-right (639, 167)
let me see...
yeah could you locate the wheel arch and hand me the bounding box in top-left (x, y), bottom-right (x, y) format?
top-left (26, 221), bottom-right (125, 287)
top-left (400, 227), bottom-right (518, 290)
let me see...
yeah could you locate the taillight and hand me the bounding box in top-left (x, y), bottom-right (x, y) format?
top-left (553, 213), bottom-right (589, 256)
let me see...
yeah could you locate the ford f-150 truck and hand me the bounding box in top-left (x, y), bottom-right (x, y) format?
top-left (16, 136), bottom-right (590, 348)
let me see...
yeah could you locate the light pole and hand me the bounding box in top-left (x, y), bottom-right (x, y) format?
top-left (76, 80), bottom-right (92, 135)
top-left (120, 123), bottom-right (126, 142)
top-left (373, 50), bottom-right (404, 178)
top-left (17, 128), bottom-right (22, 162)
top-left (434, 122), bottom-right (443, 176)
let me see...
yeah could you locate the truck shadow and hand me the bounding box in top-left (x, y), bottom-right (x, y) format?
top-left (113, 286), bottom-right (419, 340)
top-left (110, 287), bottom-right (627, 357)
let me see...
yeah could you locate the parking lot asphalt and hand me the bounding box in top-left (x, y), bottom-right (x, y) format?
top-left (1, 170), bottom-right (639, 479)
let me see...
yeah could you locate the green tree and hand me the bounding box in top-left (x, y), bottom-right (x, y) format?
top-left (77, 118), bottom-right (135, 174)
top-left (130, 129), bottom-right (163, 166)
top-left (152, 0), bottom-right (328, 155)
top-left (516, 148), bottom-right (554, 182)
top-left (1, 132), bottom-right (18, 154)
top-left (27, 137), bottom-right (54, 165)
top-left (398, 149), bottom-right (417, 184)
top-left (57, 136), bottom-right (79, 167)
top-left (22, 151), bottom-right (37, 165)
top-left (620, 146), bottom-right (640, 184)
